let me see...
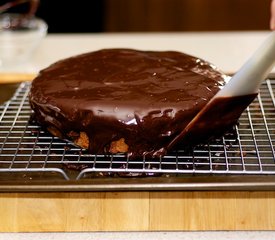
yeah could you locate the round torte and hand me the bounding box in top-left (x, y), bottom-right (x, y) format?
top-left (29, 49), bottom-right (227, 157)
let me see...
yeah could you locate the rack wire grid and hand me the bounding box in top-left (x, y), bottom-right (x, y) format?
top-left (1, 80), bottom-right (275, 182)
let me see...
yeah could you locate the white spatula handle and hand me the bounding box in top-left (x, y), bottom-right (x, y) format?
top-left (216, 31), bottom-right (275, 98)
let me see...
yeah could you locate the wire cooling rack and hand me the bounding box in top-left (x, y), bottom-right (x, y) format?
top-left (0, 80), bottom-right (275, 189)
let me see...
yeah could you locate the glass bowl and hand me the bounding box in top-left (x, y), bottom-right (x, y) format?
top-left (0, 13), bottom-right (47, 68)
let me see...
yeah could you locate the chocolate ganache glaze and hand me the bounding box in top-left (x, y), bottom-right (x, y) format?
top-left (29, 49), bottom-right (227, 158)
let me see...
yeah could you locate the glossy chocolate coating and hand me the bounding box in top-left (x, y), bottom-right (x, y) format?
top-left (165, 93), bottom-right (258, 154)
top-left (29, 49), bottom-right (227, 157)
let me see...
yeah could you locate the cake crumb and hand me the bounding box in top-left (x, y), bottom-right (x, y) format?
top-left (109, 138), bottom-right (129, 154)
top-left (74, 132), bottom-right (89, 149)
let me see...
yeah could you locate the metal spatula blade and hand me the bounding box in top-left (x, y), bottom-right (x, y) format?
top-left (164, 31), bottom-right (275, 153)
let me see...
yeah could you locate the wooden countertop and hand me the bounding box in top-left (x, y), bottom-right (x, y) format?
top-left (1, 191), bottom-right (275, 232)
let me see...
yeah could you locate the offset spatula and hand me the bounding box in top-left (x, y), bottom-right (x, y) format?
top-left (165, 31), bottom-right (275, 153)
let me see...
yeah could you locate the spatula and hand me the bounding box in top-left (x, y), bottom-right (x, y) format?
top-left (163, 31), bottom-right (275, 153)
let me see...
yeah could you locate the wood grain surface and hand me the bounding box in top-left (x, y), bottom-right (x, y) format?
top-left (1, 191), bottom-right (275, 232)
top-left (105, 0), bottom-right (270, 32)
top-left (0, 73), bottom-right (36, 84)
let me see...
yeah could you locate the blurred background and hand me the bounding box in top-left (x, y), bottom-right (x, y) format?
top-left (1, 0), bottom-right (272, 32)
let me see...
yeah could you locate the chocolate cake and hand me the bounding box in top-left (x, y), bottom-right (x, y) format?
top-left (29, 48), bottom-right (228, 158)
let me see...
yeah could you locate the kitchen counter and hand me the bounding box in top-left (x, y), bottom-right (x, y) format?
top-left (0, 31), bottom-right (274, 78)
top-left (1, 32), bottom-right (275, 235)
